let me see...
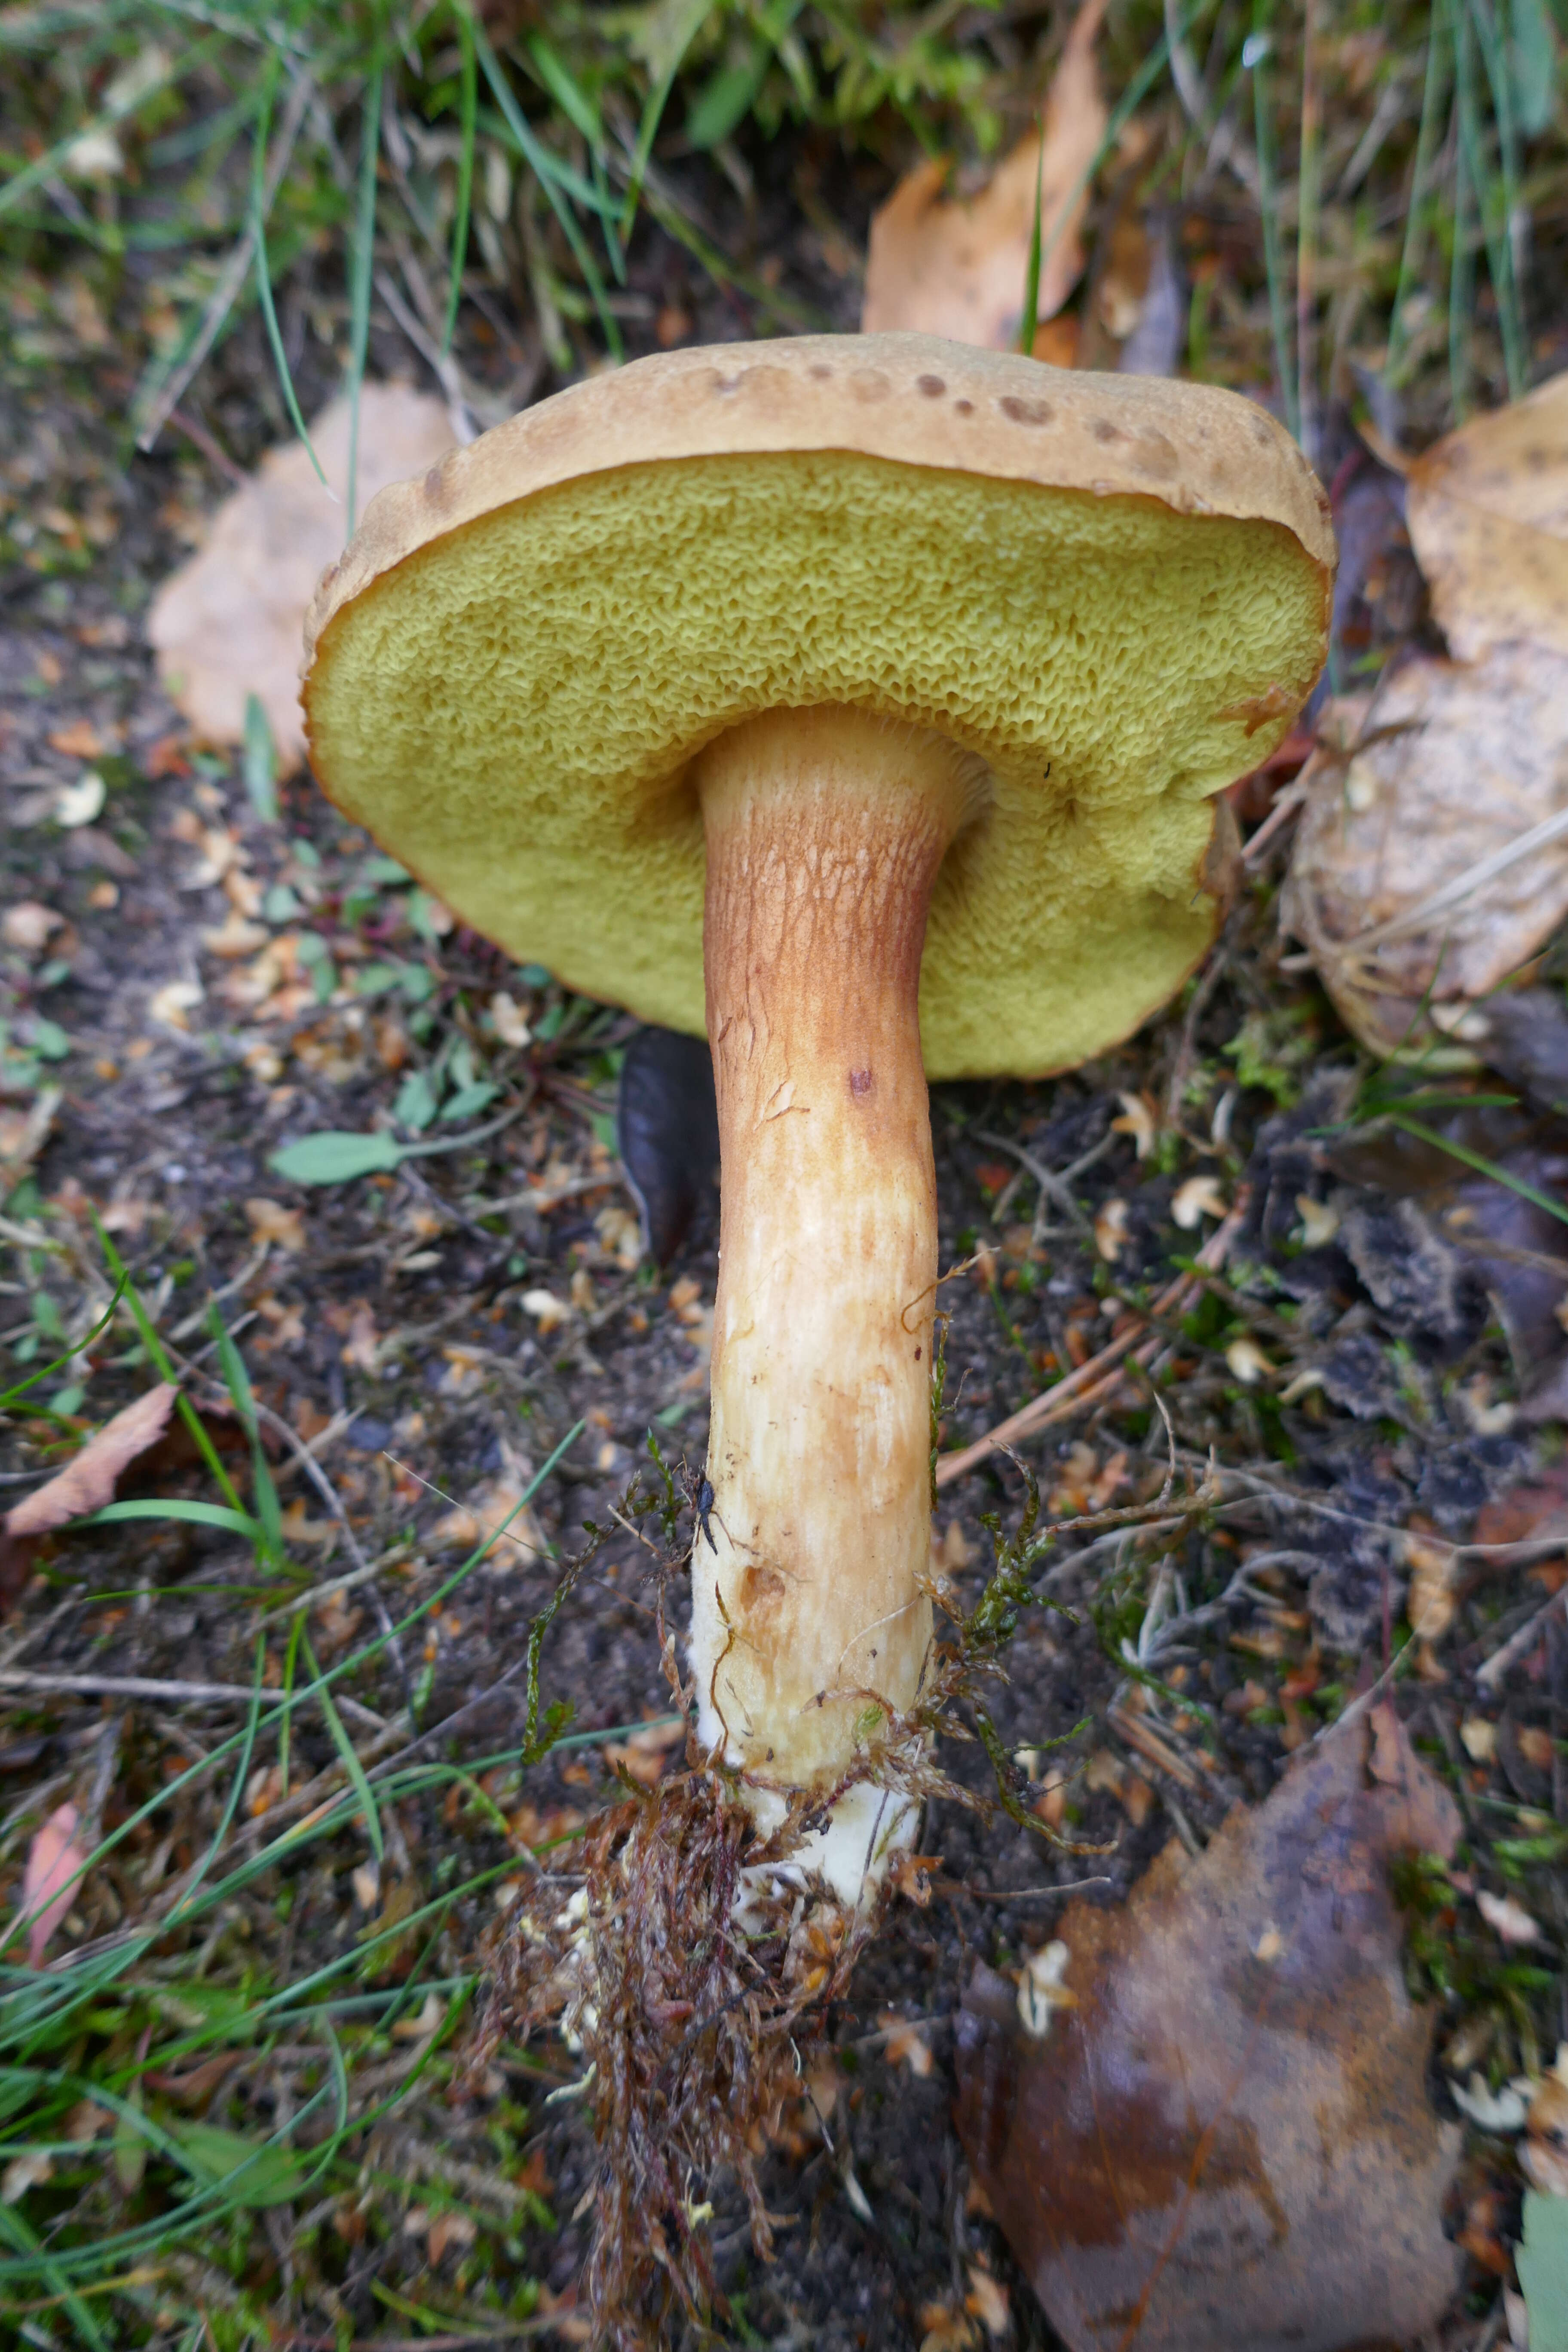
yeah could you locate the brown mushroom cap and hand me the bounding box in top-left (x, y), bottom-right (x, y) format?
top-left (303, 332), bottom-right (1333, 1077)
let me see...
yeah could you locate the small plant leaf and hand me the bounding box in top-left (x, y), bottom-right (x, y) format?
top-left (242, 691), bottom-right (278, 822)
top-left (1519, 2191), bottom-right (1568, 2352)
top-left (167, 2122), bottom-right (304, 2208)
top-left (268, 1131), bottom-right (407, 1185)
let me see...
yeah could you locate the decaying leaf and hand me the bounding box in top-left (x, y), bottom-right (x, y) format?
top-left (879, 2010), bottom-right (935, 2078)
top-left (954, 1703), bottom-right (1463, 2352)
top-left (1406, 370), bottom-right (1568, 661)
top-left (861, 0), bottom-right (1108, 349)
top-left (147, 384), bottom-right (454, 775)
top-left (0, 1383), bottom-right (178, 1611)
top-left (1281, 654), bottom-right (1568, 1058)
top-left (15, 1803), bottom-right (88, 1968)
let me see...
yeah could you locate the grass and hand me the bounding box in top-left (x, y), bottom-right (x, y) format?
top-left (0, 0), bottom-right (1560, 540)
top-left (0, 1245), bottom-right (605, 2344)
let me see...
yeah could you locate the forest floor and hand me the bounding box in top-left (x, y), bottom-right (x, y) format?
top-left (3, 6), bottom-right (1568, 2349)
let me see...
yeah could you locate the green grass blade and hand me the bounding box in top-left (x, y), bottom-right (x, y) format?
top-left (346, 39), bottom-right (386, 536)
top-left (80, 1500), bottom-right (263, 1537)
top-left (92, 1225), bottom-right (250, 1520)
top-left (1021, 9), bottom-right (1184, 362)
top-left (279, 1610), bottom-right (305, 1797)
top-left (1465, 0), bottom-right (1527, 397)
top-left (0, 2200), bottom-right (108, 2350)
top-left (0, 1277), bottom-right (126, 1411)
top-left (166, 1634), bottom-right (267, 1927)
top-left (302, 1635), bottom-right (383, 1863)
top-left (440, 0), bottom-right (478, 357)
top-left (1387, 5), bottom-right (1452, 384)
top-left (1017, 118), bottom-right (1046, 355)
top-left (1385, 1112), bottom-right (1568, 1226)
top-left (1250, 4), bottom-right (1299, 441)
top-left (248, 56), bottom-right (329, 489)
top-left (619, 0), bottom-right (713, 242)
top-left (1450, 0), bottom-right (1476, 420)
top-left (207, 1305), bottom-right (283, 1559)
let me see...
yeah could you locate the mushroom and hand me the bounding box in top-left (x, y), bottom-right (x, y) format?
top-left (303, 332), bottom-right (1333, 1906)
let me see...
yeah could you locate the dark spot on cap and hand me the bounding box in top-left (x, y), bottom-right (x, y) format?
top-left (851, 368), bottom-right (891, 403)
top-left (1093, 418), bottom-right (1126, 444)
top-left (808, 363), bottom-right (833, 380)
top-left (916, 373), bottom-right (946, 398)
top-left (849, 1066), bottom-right (874, 1098)
top-left (1132, 429), bottom-right (1178, 479)
top-left (1001, 395), bottom-right (1053, 426)
top-left (914, 1345), bottom-right (922, 1361)
top-left (955, 398), bottom-right (974, 416)
top-left (1252, 416), bottom-right (1274, 444)
top-left (714, 371), bottom-right (746, 395)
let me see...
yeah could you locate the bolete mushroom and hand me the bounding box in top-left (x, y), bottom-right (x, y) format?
top-left (303, 332), bottom-right (1332, 1905)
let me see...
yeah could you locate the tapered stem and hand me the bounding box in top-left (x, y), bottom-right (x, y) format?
top-left (691, 707), bottom-right (977, 1860)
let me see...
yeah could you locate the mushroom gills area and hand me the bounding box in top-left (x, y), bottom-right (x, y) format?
top-left (692, 707), bottom-right (977, 1890)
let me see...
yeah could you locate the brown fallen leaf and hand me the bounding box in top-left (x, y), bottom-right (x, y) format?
top-left (147, 383), bottom-right (454, 775)
top-left (14, 1803), bottom-right (88, 1968)
top-left (1281, 653), bottom-right (1568, 1058)
top-left (954, 1702), bottom-right (1463, 2352)
top-left (0, 1384), bottom-right (178, 1611)
top-left (862, 0), bottom-right (1108, 349)
top-left (1406, 370), bottom-right (1568, 661)
top-left (879, 2010), bottom-right (935, 2079)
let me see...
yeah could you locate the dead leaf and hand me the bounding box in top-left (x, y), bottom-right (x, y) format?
top-left (1476, 1887), bottom-right (1541, 1947)
top-left (1406, 371), bottom-right (1568, 660)
top-left (955, 1702), bottom-right (1463, 2352)
top-left (602, 1718), bottom-right (687, 1788)
top-left (0, 1384), bottom-right (179, 1610)
top-left (244, 1196), bottom-right (306, 1253)
top-left (1093, 1197), bottom-right (1129, 1262)
top-left (15, 1802), bottom-right (87, 1968)
top-left (0, 1088), bottom-right (60, 1189)
top-left (147, 384), bottom-right (454, 775)
top-left (862, 0), bottom-right (1109, 349)
top-left (432, 1458), bottom-right (545, 1561)
top-left (965, 2265), bottom-right (1011, 2340)
top-left (919, 2305), bottom-right (982, 2352)
top-left (1171, 1174), bottom-right (1226, 1229)
top-left (2, 902), bottom-right (63, 953)
top-left (46, 717), bottom-right (106, 760)
top-left (1282, 652), bottom-right (1568, 1058)
top-left (879, 2010), bottom-right (935, 2078)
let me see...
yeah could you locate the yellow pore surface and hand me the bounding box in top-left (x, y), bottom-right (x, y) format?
top-left (307, 449), bottom-right (1326, 1077)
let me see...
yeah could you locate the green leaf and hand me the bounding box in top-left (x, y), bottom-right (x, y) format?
top-left (303, 1634), bottom-right (383, 1863)
top-left (243, 692), bottom-right (279, 823)
top-left (1513, 0), bottom-right (1560, 135)
top-left (686, 33), bottom-right (771, 147)
top-left (395, 1069), bottom-right (440, 1131)
top-left (263, 882), bottom-right (300, 923)
top-left (84, 1500), bottom-right (263, 1537)
top-left (440, 1081), bottom-right (498, 1122)
top-left (267, 1132), bottom-right (406, 1185)
top-left (31, 1019), bottom-right (70, 1062)
top-left (1520, 2191), bottom-right (1568, 2352)
top-left (167, 2122), bottom-right (304, 2208)
top-left (360, 856), bottom-right (412, 886)
top-left (526, 30), bottom-right (602, 140)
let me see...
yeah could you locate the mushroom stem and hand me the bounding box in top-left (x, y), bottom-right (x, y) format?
top-left (692, 706), bottom-right (980, 1902)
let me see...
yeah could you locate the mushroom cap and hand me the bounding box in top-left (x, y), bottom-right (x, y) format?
top-left (303, 333), bottom-right (1333, 1078)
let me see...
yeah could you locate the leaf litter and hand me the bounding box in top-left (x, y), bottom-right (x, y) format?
top-left (954, 1703), bottom-right (1464, 2352)
top-left (6, 6), bottom-right (1568, 2346)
